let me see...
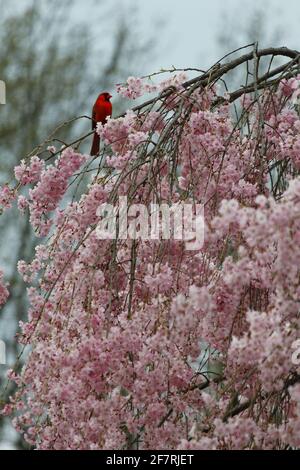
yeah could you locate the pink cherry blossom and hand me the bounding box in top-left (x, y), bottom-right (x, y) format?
top-left (1, 67), bottom-right (300, 450)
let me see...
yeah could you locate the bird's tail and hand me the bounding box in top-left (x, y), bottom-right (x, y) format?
top-left (90, 133), bottom-right (100, 156)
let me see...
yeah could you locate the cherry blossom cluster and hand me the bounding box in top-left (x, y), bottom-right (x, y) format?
top-left (116, 72), bottom-right (188, 99)
top-left (0, 184), bottom-right (16, 212)
top-left (1, 70), bottom-right (300, 450)
top-left (15, 148), bottom-right (87, 236)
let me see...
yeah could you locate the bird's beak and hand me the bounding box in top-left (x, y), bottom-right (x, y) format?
top-left (109, 94), bottom-right (112, 99)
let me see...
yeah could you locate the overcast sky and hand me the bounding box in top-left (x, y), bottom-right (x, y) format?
top-left (118, 0), bottom-right (300, 73)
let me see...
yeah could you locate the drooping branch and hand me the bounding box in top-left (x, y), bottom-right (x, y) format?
top-left (21, 45), bottom-right (300, 166)
top-left (3, 45), bottom-right (300, 450)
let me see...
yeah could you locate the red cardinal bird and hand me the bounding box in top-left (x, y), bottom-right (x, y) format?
top-left (90, 92), bottom-right (112, 155)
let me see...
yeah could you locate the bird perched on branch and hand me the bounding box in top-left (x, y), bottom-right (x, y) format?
top-left (90, 92), bottom-right (112, 156)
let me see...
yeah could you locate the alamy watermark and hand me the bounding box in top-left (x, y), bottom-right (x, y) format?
top-left (95, 197), bottom-right (205, 250)
top-left (0, 80), bottom-right (6, 104)
top-left (0, 339), bottom-right (6, 365)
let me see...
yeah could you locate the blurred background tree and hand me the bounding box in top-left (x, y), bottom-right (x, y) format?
top-left (0, 0), bottom-right (154, 448)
